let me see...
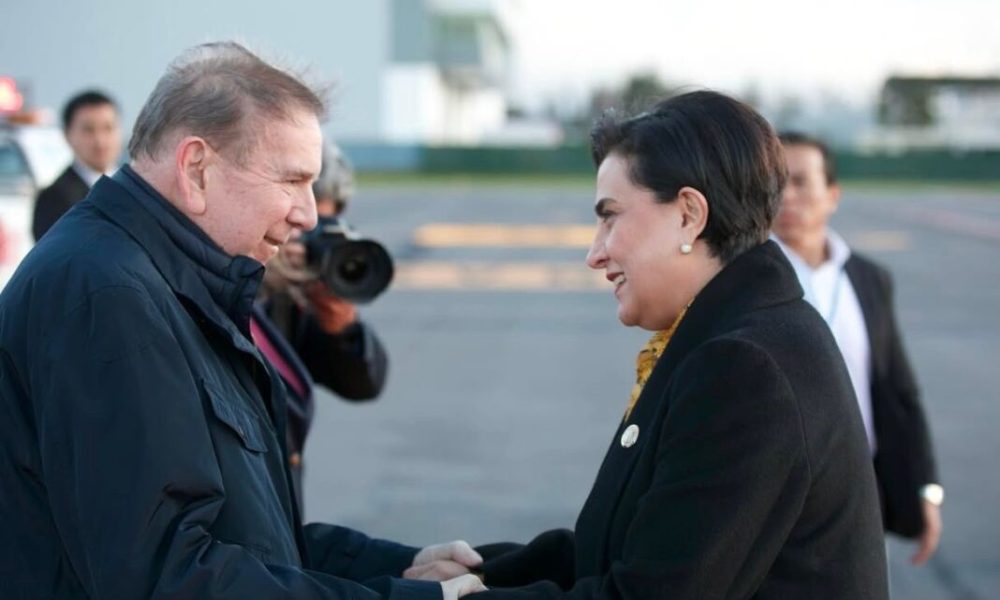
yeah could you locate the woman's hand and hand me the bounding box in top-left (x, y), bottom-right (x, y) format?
top-left (405, 541), bottom-right (482, 581)
top-left (440, 574), bottom-right (487, 599)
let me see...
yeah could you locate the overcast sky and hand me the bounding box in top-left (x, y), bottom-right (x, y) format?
top-left (507, 0), bottom-right (1000, 109)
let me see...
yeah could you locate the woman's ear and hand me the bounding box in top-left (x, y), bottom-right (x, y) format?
top-left (174, 137), bottom-right (211, 215)
top-left (676, 186), bottom-right (710, 239)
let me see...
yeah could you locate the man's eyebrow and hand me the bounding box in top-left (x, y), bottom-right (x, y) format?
top-left (280, 169), bottom-right (316, 181)
top-left (594, 197), bottom-right (615, 215)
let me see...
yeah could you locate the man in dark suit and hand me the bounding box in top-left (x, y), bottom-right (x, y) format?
top-left (32, 89), bottom-right (122, 240)
top-left (772, 132), bottom-right (942, 564)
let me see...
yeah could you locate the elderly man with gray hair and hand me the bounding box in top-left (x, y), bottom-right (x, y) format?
top-left (0, 42), bottom-right (485, 600)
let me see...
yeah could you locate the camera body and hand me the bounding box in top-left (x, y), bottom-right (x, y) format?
top-left (299, 216), bottom-right (394, 304)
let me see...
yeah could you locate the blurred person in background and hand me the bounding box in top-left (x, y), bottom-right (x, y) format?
top-left (772, 132), bottom-right (942, 565)
top-left (32, 89), bottom-right (121, 240)
top-left (407, 91), bottom-right (889, 599)
top-left (251, 142), bottom-right (389, 506)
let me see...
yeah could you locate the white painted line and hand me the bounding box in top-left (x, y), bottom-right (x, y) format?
top-left (392, 261), bottom-right (609, 291)
top-left (413, 224), bottom-right (595, 248)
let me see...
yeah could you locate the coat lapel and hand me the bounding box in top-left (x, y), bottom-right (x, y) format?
top-left (573, 340), bottom-right (683, 576)
top-left (844, 257), bottom-right (885, 380)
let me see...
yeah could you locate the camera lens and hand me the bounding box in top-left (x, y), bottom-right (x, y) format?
top-left (302, 216), bottom-right (394, 303)
top-left (339, 257), bottom-right (369, 282)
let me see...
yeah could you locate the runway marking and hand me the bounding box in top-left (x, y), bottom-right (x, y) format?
top-left (903, 208), bottom-right (1000, 243)
top-left (413, 224), bottom-right (595, 248)
top-left (393, 261), bottom-right (609, 291)
top-left (399, 224), bottom-right (917, 292)
top-left (848, 230), bottom-right (912, 252)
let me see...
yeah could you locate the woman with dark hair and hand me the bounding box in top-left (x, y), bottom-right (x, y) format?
top-left (409, 91), bottom-right (889, 599)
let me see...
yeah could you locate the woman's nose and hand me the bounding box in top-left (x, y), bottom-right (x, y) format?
top-left (586, 234), bottom-right (607, 270)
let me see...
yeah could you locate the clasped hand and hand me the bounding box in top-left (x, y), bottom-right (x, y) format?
top-left (407, 541), bottom-right (487, 599)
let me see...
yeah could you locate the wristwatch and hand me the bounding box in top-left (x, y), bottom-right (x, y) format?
top-left (920, 483), bottom-right (945, 507)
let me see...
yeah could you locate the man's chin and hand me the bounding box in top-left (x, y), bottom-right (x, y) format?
top-left (250, 246), bottom-right (279, 264)
top-left (772, 223), bottom-right (801, 241)
top-left (84, 158), bottom-right (117, 173)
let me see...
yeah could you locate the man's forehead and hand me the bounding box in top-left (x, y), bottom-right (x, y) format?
top-left (784, 145), bottom-right (825, 171)
top-left (254, 114), bottom-right (323, 174)
top-left (785, 144), bottom-right (823, 162)
top-left (72, 103), bottom-right (118, 123)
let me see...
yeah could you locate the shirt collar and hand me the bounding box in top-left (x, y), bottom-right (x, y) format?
top-left (72, 159), bottom-right (110, 188)
top-left (771, 229), bottom-right (852, 273)
top-left (825, 229), bottom-right (852, 269)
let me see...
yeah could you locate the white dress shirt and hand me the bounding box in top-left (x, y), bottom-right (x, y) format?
top-left (774, 232), bottom-right (876, 454)
top-left (71, 159), bottom-right (110, 188)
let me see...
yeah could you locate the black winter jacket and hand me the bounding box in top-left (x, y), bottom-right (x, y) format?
top-left (0, 165), bottom-right (437, 600)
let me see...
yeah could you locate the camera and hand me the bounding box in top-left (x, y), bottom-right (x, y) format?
top-left (300, 216), bottom-right (394, 304)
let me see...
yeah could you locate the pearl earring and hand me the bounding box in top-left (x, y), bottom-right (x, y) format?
top-left (680, 243), bottom-right (693, 255)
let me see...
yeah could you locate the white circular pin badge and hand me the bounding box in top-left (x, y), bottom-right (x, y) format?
top-left (620, 424), bottom-right (639, 448)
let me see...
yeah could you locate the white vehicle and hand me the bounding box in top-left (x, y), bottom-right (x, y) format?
top-left (0, 123), bottom-right (73, 289)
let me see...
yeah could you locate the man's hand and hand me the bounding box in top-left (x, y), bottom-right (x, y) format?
top-left (303, 281), bottom-right (357, 334)
top-left (440, 574), bottom-right (487, 599)
top-left (910, 499), bottom-right (943, 565)
top-left (405, 541), bottom-right (483, 582)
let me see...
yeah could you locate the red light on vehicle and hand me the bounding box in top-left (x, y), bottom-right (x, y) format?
top-left (0, 218), bottom-right (9, 265)
top-left (0, 77), bottom-right (25, 113)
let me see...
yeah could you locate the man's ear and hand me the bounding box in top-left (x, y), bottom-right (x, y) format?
top-left (676, 186), bottom-right (710, 239)
top-left (175, 137), bottom-right (212, 215)
top-left (828, 182), bottom-right (842, 214)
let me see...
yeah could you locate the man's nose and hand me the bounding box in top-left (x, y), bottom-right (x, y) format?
top-left (780, 183), bottom-right (797, 206)
top-left (290, 188), bottom-right (319, 232)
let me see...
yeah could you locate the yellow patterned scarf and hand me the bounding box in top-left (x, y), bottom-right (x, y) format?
top-left (624, 305), bottom-right (689, 422)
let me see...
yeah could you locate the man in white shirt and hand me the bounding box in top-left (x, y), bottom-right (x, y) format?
top-left (32, 90), bottom-right (122, 240)
top-left (772, 132), bottom-right (943, 565)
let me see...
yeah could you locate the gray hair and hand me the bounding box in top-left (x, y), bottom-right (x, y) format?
top-left (128, 41), bottom-right (327, 164)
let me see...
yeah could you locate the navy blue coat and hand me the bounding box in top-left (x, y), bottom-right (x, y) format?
top-left (250, 303), bottom-right (388, 506)
top-left (0, 165), bottom-right (438, 600)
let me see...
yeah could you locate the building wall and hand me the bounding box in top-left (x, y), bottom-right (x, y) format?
top-left (384, 0), bottom-right (511, 143)
top-left (382, 64), bottom-right (447, 142)
top-left (0, 0), bottom-right (389, 142)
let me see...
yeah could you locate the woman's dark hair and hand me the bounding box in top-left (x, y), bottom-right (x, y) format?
top-left (590, 90), bottom-right (787, 263)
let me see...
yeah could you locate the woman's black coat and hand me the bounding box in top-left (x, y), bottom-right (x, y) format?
top-left (477, 241), bottom-right (889, 600)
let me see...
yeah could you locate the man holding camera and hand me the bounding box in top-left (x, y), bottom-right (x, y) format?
top-left (0, 41), bottom-right (484, 600)
top-left (252, 143), bottom-right (390, 504)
